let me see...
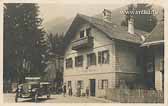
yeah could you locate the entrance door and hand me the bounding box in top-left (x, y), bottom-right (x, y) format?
top-left (90, 79), bottom-right (96, 96)
top-left (145, 55), bottom-right (155, 89)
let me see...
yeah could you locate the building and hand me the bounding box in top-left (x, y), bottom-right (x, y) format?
top-left (63, 9), bottom-right (164, 97)
top-left (141, 20), bottom-right (164, 91)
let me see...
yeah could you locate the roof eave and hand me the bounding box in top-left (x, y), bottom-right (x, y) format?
top-left (140, 40), bottom-right (164, 47)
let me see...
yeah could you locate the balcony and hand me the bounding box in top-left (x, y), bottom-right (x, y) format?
top-left (72, 36), bottom-right (94, 50)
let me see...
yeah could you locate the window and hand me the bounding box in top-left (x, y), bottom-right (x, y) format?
top-left (75, 55), bottom-right (83, 67)
top-left (118, 80), bottom-right (128, 88)
top-left (87, 53), bottom-right (96, 66)
top-left (160, 59), bottom-right (164, 72)
top-left (102, 80), bottom-right (108, 89)
top-left (116, 56), bottom-right (120, 64)
top-left (98, 50), bottom-right (109, 64)
top-left (98, 52), bottom-right (102, 64)
top-left (98, 79), bottom-right (108, 89)
top-left (86, 28), bottom-right (91, 36)
top-left (66, 58), bottom-right (73, 68)
top-left (77, 80), bottom-right (84, 89)
top-left (147, 62), bottom-right (154, 72)
top-left (80, 30), bottom-right (84, 38)
top-left (68, 81), bottom-right (72, 87)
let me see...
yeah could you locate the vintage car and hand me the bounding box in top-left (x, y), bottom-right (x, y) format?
top-left (15, 77), bottom-right (51, 102)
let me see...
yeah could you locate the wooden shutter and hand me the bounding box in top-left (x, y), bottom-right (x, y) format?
top-left (98, 80), bottom-right (102, 89)
top-left (98, 52), bottom-right (102, 64)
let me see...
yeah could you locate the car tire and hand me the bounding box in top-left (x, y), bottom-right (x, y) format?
top-left (47, 93), bottom-right (50, 99)
top-left (34, 92), bottom-right (38, 103)
top-left (15, 94), bottom-right (18, 103)
top-left (15, 97), bottom-right (18, 103)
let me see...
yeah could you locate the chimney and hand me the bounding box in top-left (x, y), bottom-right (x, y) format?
top-left (128, 16), bottom-right (134, 34)
top-left (103, 9), bottom-right (112, 23)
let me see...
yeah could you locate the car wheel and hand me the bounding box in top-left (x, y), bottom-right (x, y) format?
top-left (15, 94), bottom-right (18, 103)
top-left (34, 92), bottom-right (38, 103)
top-left (47, 93), bottom-right (50, 99)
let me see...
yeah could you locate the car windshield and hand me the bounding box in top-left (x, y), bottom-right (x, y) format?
top-left (31, 84), bottom-right (39, 88)
top-left (22, 82), bottom-right (39, 89)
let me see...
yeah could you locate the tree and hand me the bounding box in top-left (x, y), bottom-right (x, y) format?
top-left (121, 4), bottom-right (157, 32)
top-left (47, 32), bottom-right (64, 56)
top-left (4, 3), bottom-right (48, 84)
top-left (44, 33), bottom-right (64, 92)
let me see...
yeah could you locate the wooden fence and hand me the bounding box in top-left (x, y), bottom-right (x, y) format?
top-left (105, 88), bottom-right (164, 103)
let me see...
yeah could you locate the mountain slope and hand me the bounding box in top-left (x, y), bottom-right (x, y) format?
top-left (43, 4), bottom-right (163, 35)
top-left (43, 17), bottom-right (73, 35)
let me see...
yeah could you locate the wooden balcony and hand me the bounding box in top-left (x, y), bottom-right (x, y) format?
top-left (72, 36), bottom-right (94, 50)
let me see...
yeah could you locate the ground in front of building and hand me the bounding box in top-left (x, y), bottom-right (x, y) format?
top-left (3, 93), bottom-right (112, 103)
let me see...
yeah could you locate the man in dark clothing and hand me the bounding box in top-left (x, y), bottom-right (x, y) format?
top-left (63, 85), bottom-right (66, 97)
top-left (68, 86), bottom-right (73, 96)
top-left (86, 87), bottom-right (89, 98)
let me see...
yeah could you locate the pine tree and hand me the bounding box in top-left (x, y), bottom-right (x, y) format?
top-left (45, 32), bottom-right (64, 90)
top-left (4, 3), bottom-right (48, 83)
top-left (47, 32), bottom-right (64, 56)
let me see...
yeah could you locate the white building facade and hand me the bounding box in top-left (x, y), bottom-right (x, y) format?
top-left (63, 13), bottom-right (144, 97)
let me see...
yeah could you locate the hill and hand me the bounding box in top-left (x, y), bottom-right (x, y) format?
top-left (43, 17), bottom-right (73, 35)
top-left (43, 4), bottom-right (164, 35)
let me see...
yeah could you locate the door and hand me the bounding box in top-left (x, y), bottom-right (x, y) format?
top-left (90, 79), bottom-right (96, 96)
top-left (145, 55), bottom-right (155, 89)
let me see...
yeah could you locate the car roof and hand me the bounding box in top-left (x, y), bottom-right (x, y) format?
top-left (40, 82), bottom-right (50, 85)
top-left (25, 77), bottom-right (40, 80)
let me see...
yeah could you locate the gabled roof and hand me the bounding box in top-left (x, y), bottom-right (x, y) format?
top-left (63, 14), bottom-right (147, 50)
top-left (141, 21), bottom-right (164, 46)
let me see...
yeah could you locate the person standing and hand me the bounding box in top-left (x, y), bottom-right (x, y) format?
top-left (68, 86), bottom-right (72, 96)
top-left (86, 86), bottom-right (89, 98)
top-left (77, 85), bottom-right (81, 97)
top-left (63, 84), bottom-right (66, 97)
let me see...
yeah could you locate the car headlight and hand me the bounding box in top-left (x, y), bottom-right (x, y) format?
top-left (18, 89), bottom-right (21, 92)
top-left (28, 89), bottom-right (31, 92)
top-left (32, 89), bottom-right (36, 92)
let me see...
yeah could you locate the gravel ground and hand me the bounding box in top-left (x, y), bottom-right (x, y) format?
top-left (3, 93), bottom-right (112, 103)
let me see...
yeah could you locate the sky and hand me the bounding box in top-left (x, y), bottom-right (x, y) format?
top-left (39, 3), bottom-right (125, 23)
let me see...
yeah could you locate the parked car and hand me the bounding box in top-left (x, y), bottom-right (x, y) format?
top-left (15, 77), bottom-right (51, 102)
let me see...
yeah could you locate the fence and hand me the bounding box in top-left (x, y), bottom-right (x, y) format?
top-left (105, 88), bottom-right (164, 103)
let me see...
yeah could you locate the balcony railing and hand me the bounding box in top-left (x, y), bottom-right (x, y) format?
top-left (72, 36), bottom-right (94, 50)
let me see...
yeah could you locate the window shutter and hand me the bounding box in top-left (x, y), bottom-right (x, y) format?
top-left (75, 80), bottom-right (77, 89)
top-left (93, 53), bottom-right (96, 65)
top-left (98, 80), bottom-right (102, 89)
top-left (81, 81), bottom-right (84, 89)
top-left (66, 58), bottom-right (73, 68)
top-left (105, 80), bottom-right (108, 88)
top-left (107, 51), bottom-right (109, 64)
top-left (98, 52), bottom-right (102, 64)
top-left (104, 51), bottom-right (109, 64)
top-left (87, 54), bottom-right (90, 66)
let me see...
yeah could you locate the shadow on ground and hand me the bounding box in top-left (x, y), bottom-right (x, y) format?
top-left (18, 98), bottom-right (55, 103)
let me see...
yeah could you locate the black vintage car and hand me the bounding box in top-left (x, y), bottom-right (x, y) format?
top-left (15, 77), bottom-right (51, 102)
